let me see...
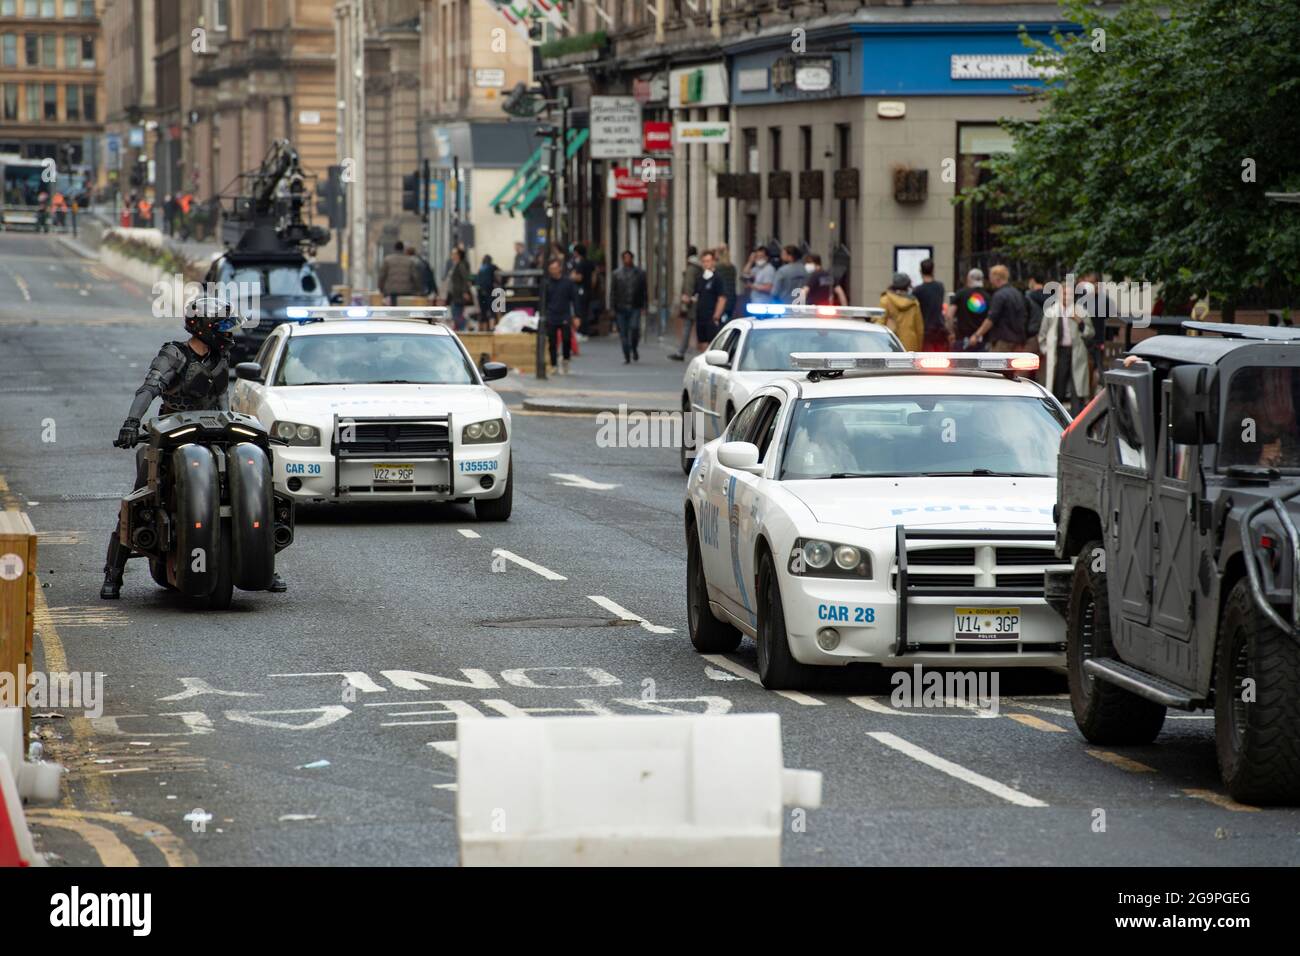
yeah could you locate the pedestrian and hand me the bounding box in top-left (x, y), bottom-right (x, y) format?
top-left (475, 254), bottom-right (501, 331)
top-left (163, 194), bottom-right (178, 236)
top-left (668, 245), bottom-right (703, 360)
top-left (742, 245), bottom-right (777, 307)
top-left (36, 190), bottom-right (49, 233)
top-left (444, 246), bottom-right (473, 331)
top-left (567, 243), bottom-right (596, 334)
top-left (414, 248), bottom-right (437, 300)
top-left (1038, 281), bottom-right (1094, 414)
top-left (913, 258), bottom-right (949, 351)
top-left (949, 268), bottom-right (990, 351)
top-left (715, 243), bottom-right (739, 319)
top-left (512, 241), bottom-right (531, 273)
top-left (879, 272), bottom-right (924, 352)
top-left (804, 253), bottom-right (847, 307)
top-left (969, 264), bottom-right (1028, 353)
top-left (377, 240), bottom-right (421, 307)
top-left (771, 245), bottom-right (808, 304)
top-left (1078, 272), bottom-right (1111, 393)
top-left (51, 191), bottom-right (68, 231)
top-left (693, 249), bottom-right (729, 351)
top-left (137, 196), bottom-right (152, 228)
top-left (611, 250), bottom-right (647, 364)
top-left (178, 192), bottom-right (194, 239)
top-left (541, 258), bottom-right (579, 374)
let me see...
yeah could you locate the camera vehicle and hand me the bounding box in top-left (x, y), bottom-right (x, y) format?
top-left (116, 410), bottom-right (296, 609)
top-left (1048, 321), bottom-right (1300, 803)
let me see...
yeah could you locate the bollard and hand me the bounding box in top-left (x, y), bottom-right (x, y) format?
top-left (457, 713), bottom-right (822, 866)
top-left (0, 512), bottom-right (36, 739)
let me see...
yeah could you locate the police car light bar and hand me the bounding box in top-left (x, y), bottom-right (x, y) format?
top-left (746, 304), bottom-right (886, 319)
top-left (285, 305), bottom-right (450, 323)
top-left (790, 352), bottom-right (1040, 374)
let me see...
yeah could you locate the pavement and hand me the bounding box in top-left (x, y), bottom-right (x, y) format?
top-left (5, 231), bottom-right (1299, 867)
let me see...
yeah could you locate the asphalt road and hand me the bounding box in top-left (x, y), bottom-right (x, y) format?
top-left (2, 231), bottom-right (1298, 867)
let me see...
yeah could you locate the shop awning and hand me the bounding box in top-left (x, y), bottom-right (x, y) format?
top-left (490, 128), bottom-right (590, 216)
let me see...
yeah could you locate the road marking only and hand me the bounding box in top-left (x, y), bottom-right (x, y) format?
top-left (457, 529), bottom-right (481, 539)
top-left (492, 548), bottom-right (567, 580)
top-left (867, 731), bottom-right (1049, 807)
top-left (550, 472), bottom-right (620, 490)
top-left (1085, 749), bottom-right (1156, 774)
top-left (588, 595), bottom-right (675, 635)
top-left (701, 654), bottom-right (824, 706)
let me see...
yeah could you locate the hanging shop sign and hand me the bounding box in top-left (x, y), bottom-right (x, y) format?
top-left (669, 63), bottom-right (729, 109)
top-left (608, 166), bottom-right (650, 201)
top-left (590, 96), bottom-right (644, 159)
top-left (643, 121), bottom-right (672, 154)
top-left (675, 121), bottom-right (731, 145)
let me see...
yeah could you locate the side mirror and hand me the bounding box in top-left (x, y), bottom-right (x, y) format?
top-left (1169, 364), bottom-right (1219, 445)
top-left (704, 349), bottom-right (731, 368)
top-left (717, 441), bottom-right (763, 475)
top-left (481, 361), bottom-right (509, 382)
top-left (235, 362), bottom-right (263, 382)
top-left (329, 292), bottom-right (344, 305)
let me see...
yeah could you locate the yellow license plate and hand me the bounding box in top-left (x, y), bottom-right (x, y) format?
top-left (954, 607), bottom-right (1020, 640)
top-left (372, 463), bottom-right (415, 484)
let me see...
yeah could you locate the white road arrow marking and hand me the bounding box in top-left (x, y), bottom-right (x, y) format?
top-left (492, 548), bottom-right (567, 580)
top-left (701, 654), bottom-right (824, 706)
top-left (457, 529), bottom-right (481, 539)
top-left (550, 472), bottom-right (621, 490)
top-left (867, 731), bottom-right (1048, 807)
top-left (587, 595), bottom-right (675, 634)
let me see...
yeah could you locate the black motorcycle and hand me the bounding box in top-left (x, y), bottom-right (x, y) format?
top-left (116, 410), bottom-right (295, 609)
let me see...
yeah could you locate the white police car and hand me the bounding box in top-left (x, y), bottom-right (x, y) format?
top-left (229, 306), bottom-right (514, 520)
top-left (680, 305), bottom-right (900, 472)
top-left (684, 351), bottom-right (1071, 689)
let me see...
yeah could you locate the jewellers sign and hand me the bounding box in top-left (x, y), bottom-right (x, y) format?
top-left (590, 96), bottom-right (644, 160)
top-left (950, 54), bottom-right (1060, 80)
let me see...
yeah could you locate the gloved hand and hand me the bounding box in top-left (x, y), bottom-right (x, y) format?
top-left (114, 417), bottom-right (142, 448)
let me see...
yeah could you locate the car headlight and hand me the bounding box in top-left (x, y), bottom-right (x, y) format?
top-left (271, 420), bottom-right (320, 447)
top-left (788, 538), bottom-right (871, 579)
top-left (462, 418), bottom-right (507, 444)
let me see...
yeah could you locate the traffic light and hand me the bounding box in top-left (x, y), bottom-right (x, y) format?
top-left (316, 164), bottom-right (346, 230)
top-left (129, 158), bottom-right (145, 188)
top-left (402, 171), bottom-right (420, 213)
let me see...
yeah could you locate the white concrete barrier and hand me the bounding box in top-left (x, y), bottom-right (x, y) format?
top-left (457, 713), bottom-right (822, 866)
top-left (0, 708), bottom-right (62, 867)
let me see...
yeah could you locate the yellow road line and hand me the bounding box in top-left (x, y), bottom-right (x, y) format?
top-left (1182, 788), bottom-right (1261, 813)
top-left (27, 808), bottom-right (197, 866)
top-left (23, 811), bottom-right (138, 867)
top-left (1086, 749), bottom-right (1156, 774)
top-left (1006, 712), bottom-right (1068, 733)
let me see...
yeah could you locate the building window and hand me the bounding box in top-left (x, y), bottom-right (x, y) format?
top-left (1, 35), bottom-right (15, 68)
top-left (64, 81), bottom-right (78, 119)
top-left (23, 0), bottom-right (37, 16)
top-left (2, 85), bottom-right (16, 121)
top-left (955, 123), bottom-right (1017, 284)
top-left (43, 82), bottom-right (56, 120)
top-left (41, 33), bottom-right (54, 66)
top-left (64, 33), bottom-right (75, 67)
top-left (81, 0), bottom-right (92, 15)
top-left (81, 82), bottom-right (94, 120)
top-left (80, 34), bottom-right (92, 66)
top-left (0, 1), bottom-right (14, 17)
top-left (835, 122), bottom-right (850, 253)
top-left (62, 0), bottom-right (75, 15)
top-left (25, 85), bottom-right (38, 121)
top-left (24, 33), bottom-right (37, 66)
top-left (800, 125), bottom-right (812, 245)
top-left (213, 0), bottom-right (228, 30)
top-left (40, 0), bottom-right (54, 16)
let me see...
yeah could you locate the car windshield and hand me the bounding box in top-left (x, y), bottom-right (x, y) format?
top-left (227, 265), bottom-right (320, 297)
top-left (738, 326), bottom-right (901, 370)
top-left (779, 394), bottom-right (1066, 480)
top-left (1220, 365), bottom-right (1300, 470)
top-left (274, 333), bottom-right (477, 386)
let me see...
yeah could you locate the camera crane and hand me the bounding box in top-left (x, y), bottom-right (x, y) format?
top-left (218, 139), bottom-right (331, 255)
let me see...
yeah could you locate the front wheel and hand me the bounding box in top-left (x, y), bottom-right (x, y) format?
top-left (756, 551), bottom-right (820, 691)
top-left (474, 455), bottom-right (513, 521)
top-left (1215, 579), bottom-right (1300, 804)
top-left (1067, 540), bottom-right (1165, 743)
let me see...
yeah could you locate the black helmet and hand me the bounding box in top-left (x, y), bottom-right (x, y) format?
top-left (184, 296), bottom-right (239, 351)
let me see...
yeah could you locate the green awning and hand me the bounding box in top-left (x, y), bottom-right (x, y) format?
top-left (492, 128), bottom-right (591, 216)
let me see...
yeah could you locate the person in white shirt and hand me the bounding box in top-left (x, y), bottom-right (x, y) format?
top-left (1037, 281), bottom-right (1094, 413)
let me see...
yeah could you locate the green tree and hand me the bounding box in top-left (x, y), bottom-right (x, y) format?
top-left (966, 0), bottom-right (1300, 315)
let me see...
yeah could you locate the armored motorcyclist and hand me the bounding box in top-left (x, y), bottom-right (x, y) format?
top-left (100, 297), bottom-right (287, 599)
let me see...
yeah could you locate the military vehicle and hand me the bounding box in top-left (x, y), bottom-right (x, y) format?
top-left (1048, 321), bottom-right (1300, 804)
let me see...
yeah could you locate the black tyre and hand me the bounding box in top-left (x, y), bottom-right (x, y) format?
top-left (474, 455), bottom-right (513, 521)
top-left (1215, 579), bottom-right (1300, 805)
top-left (756, 550), bottom-right (820, 691)
top-left (680, 394), bottom-right (693, 475)
top-left (199, 522), bottom-right (234, 610)
top-left (1067, 540), bottom-right (1166, 743)
top-left (227, 443), bottom-right (275, 591)
top-left (148, 556), bottom-right (175, 590)
top-left (172, 445), bottom-right (221, 598)
top-left (686, 519), bottom-right (740, 653)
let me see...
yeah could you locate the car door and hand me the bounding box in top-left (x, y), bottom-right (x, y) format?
top-left (1103, 367), bottom-right (1156, 655)
top-left (703, 326), bottom-right (741, 442)
top-left (1148, 380), bottom-right (1198, 684)
top-left (231, 330), bottom-right (284, 422)
top-left (712, 393), bottom-right (783, 628)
